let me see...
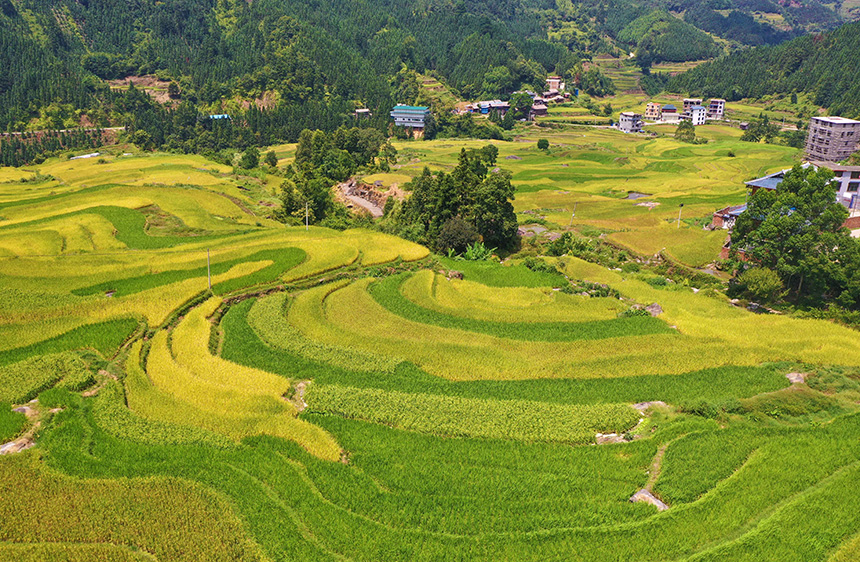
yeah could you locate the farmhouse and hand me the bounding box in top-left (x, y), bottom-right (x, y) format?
top-left (475, 100), bottom-right (510, 116)
top-left (618, 112), bottom-right (644, 133)
top-left (712, 204), bottom-right (747, 230)
top-left (529, 104), bottom-right (548, 120)
top-left (545, 76), bottom-right (565, 90)
top-left (390, 105), bottom-right (430, 129)
top-left (354, 108), bottom-right (372, 119)
top-left (713, 163), bottom-right (860, 231)
top-left (644, 102), bottom-right (661, 121)
top-left (809, 161), bottom-right (860, 212)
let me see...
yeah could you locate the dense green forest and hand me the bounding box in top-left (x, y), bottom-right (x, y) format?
top-left (668, 20), bottom-right (860, 117)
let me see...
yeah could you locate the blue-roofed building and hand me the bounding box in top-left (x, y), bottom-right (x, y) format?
top-left (390, 105), bottom-right (430, 129)
top-left (745, 164), bottom-right (815, 194)
top-left (661, 104), bottom-right (679, 123)
top-left (209, 114), bottom-right (231, 120)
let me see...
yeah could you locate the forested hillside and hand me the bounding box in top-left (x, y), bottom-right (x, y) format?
top-left (0, 0), bottom-right (574, 134)
top-left (667, 20), bottom-right (860, 117)
top-left (0, 0), bottom-right (857, 155)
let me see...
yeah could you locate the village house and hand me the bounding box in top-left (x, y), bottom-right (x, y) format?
top-left (644, 102), bottom-right (661, 121)
top-left (545, 76), bottom-right (565, 91)
top-left (661, 104), bottom-right (680, 123)
top-left (390, 104), bottom-right (430, 129)
top-left (683, 98), bottom-right (703, 114)
top-left (681, 105), bottom-right (707, 126)
top-left (707, 99), bottom-right (725, 120)
top-left (476, 100), bottom-right (510, 116)
top-left (711, 204), bottom-right (747, 230)
top-left (529, 104), bottom-right (548, 120)
top-left (354, 108), bottom-right (372, 119)
top-left (712, 163), bottom-right (860, 259)
top-left (618, 112), bottom-right (644, 133)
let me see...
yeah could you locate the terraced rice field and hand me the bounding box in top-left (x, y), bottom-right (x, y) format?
top-left (380, 125), bottom-right (798, 266)
top-left (2, 146), bottom-right (860, 561)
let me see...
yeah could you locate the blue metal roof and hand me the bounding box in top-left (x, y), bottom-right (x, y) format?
top-left (746, 176), bottom-right (784, 190)
top-left (391, 105), bottom-right (429, 112)
top-left (725, 204), bottom-right (747, 216)
top-left (209, 114), bottom-right (231, 119)
top-left (662, 104), bottom-right (677, 110)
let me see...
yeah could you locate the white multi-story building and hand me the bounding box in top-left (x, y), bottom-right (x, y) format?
top-left (805, 116), bottom-right (860, 162)
top-left (681, 105), bottom-right (707, 126)
top-left (618, 112), bottom-right (643, 133)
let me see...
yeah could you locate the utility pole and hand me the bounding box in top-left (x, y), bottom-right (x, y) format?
top-left (207, 249), bottom-right (211, 291)
top-left (568, 202), bottom-right (578, 227)
top-left (677, 203), bottom-right (684, 229)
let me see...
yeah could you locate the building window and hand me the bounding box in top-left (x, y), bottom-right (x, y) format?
top-left (853, 172), bottom-right (860, 179)
top-left (849, 182), bottom-right (860, 192)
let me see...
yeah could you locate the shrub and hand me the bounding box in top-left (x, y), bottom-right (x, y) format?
top-left (737, 267), bottom-right (784, 304)
top-left (436, 217), bottom-right (480, 254)
top-left (537, 139), bottom-right (549, 150)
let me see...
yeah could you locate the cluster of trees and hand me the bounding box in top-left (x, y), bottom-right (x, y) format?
top-left (275, 127), bottom-right (394, 226)
top-left (683, 6), bottom-right (792, 46)
top-left (0, 129), bottom-right (107, 167)
top-left (383, 146), bottom-right (519, 253)
top-left (668, 20), bottom-right (860, 116)
top-left (618, 11), bottom-right (721, 71)
top-left (739, 114), bottom-right (807, 148)
top-left (731, 165), bottom-right (860, 309)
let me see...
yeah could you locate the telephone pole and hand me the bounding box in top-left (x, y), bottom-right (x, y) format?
top-left (677, 203), bottom-right (684, 229)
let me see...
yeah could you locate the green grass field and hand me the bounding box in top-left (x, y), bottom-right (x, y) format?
top-left (1, 136), bottom-right (859, 561)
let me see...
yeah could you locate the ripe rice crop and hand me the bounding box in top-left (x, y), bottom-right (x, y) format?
top-left (73, 247), bottom-right (306, 298)
top-left (0, 453), bottom-right (264, 562)
top-left (0, 542), bottom-right (153, 561)
top-left (438, 256), bottom-right (567, 287)
top-left (138, 299), bottom-right (340, 460)
top-left (0, 353), bottom-right (91, 403)
top-left (248, 292), bottom-right (398, 373)
top-left (0, 403), bottom-right (26, 442)
top-left (370, 272), bottom-right (674, 341)
top-left (102, 368), bottom-right (232, 448)
top-left (296, 278), bottom-right (755, 380)
top-left (400, 269), bottom-right (626, 322)
top-left (306, 384), bottom-right (641, 444)
top-left (226, 297), bottom-right (788, 403)
top-left (339, 229), bottom-right (430, 265)
top-left (0, 319), bottom-right (137, 366)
